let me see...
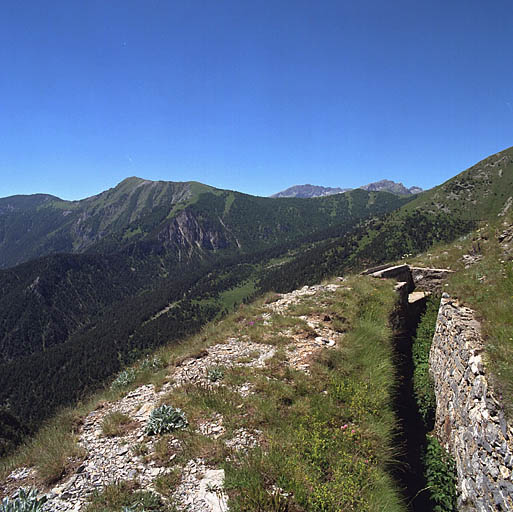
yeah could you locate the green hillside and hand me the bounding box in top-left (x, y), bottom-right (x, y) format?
top-left (1, 146), bottom-right (513, 458)
top-left (403, 145), bottom-right (513, 220)
top-left (258, 146), bottom-right (513, 293)
top-left (0, 181), bottom-right (413, 452)
top-left (0, 178), bottom-right (408, 268)
top-left (0, 184), bottom-right (408, 365)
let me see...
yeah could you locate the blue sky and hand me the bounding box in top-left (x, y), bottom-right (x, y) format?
top-left (1, 0), bottom-right (512, 199)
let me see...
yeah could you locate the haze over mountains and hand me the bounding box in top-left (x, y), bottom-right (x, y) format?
top-left (271, 179), bottom-right (423, 198)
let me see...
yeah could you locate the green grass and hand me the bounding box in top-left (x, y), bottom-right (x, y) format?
top-left (219, 277), bottom-right (404, 512)
top-left (219, 279), bottom-right (257, 310)
top-left (123, 226), bottom-right (143, 239)
top-left (105, 274), bottom-right (403, 511)
top-left (423, 436), bottom-right (458, 512)
top-left (0, 350), bottom-right (170, 484)
top-left (101, 412), bottom-right (134, 437)
top-left (412, 296), bottom-right (439, 428)
top-left (410, 296), bottom-right (458, 509)
top-left (402, 145), bottom-right (513, 221)
top-left (448, 226), bottom-right (513, 417)
top-left (408, 216), bottom-right (513, 418)
top-left (1, 275), bottom-right (405, 510)
top-left (224, 192), bottom-right (236, 215)
top-left (153, 469), bottom-right (181, 498)
top-left (84, 481), bottom-right (176, 512)
top-left (0, 411), bottom-right (86, 485)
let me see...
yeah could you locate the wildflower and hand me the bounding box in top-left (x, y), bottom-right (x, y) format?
top-left (341, 424), bottom-right (348, 430)
top-left (351, 429), bottom-right (356, 433)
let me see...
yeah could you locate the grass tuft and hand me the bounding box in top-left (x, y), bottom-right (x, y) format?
top-left (84, 480), bottom-right (176, 512)
top-left (101, 412), bottom-right (134, 438)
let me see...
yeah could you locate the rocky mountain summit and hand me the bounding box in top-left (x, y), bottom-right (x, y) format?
top-left (271, 180), bottom-right (422, 198)
top-left (359, 179), bottom-right (422, 195)
top-left (270, 184), bottom-right (351, 198)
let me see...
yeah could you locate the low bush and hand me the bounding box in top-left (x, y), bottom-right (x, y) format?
top-left (145, 405), bottom-right (188, 435)
top-left (1, 488), bottom-right (47, 512)
top-left (411, 295), bottom-right (458, 509)
top-left (207, 366), bottom-right (225, 382)
top-left (111, 369), bottom-right (136, 391)
top-left (412, 296), bottom-right (439, 428)
top-left (424, 436), bottom-right (458, 512)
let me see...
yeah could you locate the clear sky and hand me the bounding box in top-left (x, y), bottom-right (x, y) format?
top-left (1, 0), bottom-right (512, 200)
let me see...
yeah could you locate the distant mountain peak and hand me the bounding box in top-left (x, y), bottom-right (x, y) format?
top-left (360, 180), bottom-right (422, 196)
top-left (272, 180), bottom-right (422, 198)
top-left (271, 184), bottom-right (351, 198)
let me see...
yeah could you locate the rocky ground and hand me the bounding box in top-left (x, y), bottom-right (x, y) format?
top-left (3, 282), bottom-right (345, 512)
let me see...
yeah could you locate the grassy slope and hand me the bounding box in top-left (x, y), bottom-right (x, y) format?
top-left (220, 278), bottom-right (401, 511)
top-left (256, 146), bottom-right (513, 295)
top-left (1, 276), bottom-right (404, 512)
top-left (407, 214), bottom-right (513, 418)
top-left (403, 145), bottom-right (513, 220)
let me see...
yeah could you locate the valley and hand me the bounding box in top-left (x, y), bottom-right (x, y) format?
top-left (0, 146), bottom-right (512, 511)
top-left (3, 2), bottom-right (512, 510)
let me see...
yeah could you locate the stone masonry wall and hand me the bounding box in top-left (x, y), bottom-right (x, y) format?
top-left (410, 266), bottom-right (454, 293)
top-left (369, 264), bottom-right (415, 293)
top-left (430, 297), bottom-right (513, 511)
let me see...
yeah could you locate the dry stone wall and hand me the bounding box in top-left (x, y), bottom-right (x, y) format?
top-left (410, 266), bottom-right (453, 293)
top-left (430, 297), bottom-right (513, 511)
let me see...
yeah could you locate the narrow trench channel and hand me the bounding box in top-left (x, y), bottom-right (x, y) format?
top-left (392, 297), bottom-right (433, 511)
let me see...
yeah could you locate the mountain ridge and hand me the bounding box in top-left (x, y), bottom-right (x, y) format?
top-left (0, 145), bottom-right (512, 458)
top-left (0, 184), bottom-right (409, 368)
top-left (0, 178), bottom-right (407, 269)
top-left (271, 179), bottom-right (422, 198)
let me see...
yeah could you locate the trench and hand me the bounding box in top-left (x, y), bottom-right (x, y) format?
top-left (392, 294), bottom-right (434, 511)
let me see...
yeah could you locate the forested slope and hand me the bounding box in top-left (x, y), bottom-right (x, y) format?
top-left (1, 146), bottom-right (512, 456)
top-left (0, 179), bottom-right (408, 268)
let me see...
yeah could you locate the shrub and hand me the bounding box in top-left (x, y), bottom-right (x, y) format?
top-left (141, 356), bottom-right (164, 372)
top-left (412, 297), bottom-right (458, 509)
top-left (423, 436), bottom-right (458, 512)
top-left (207, 367), bottom-right (225, 382)
top-left (111, 369), bottom-right (136, 391)
top-left (145, 405), bottom-right (188, 435)
top-left (1, 488), bottom-right (47, 512)
top-left (412, 296), bottom-right (439, 428)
